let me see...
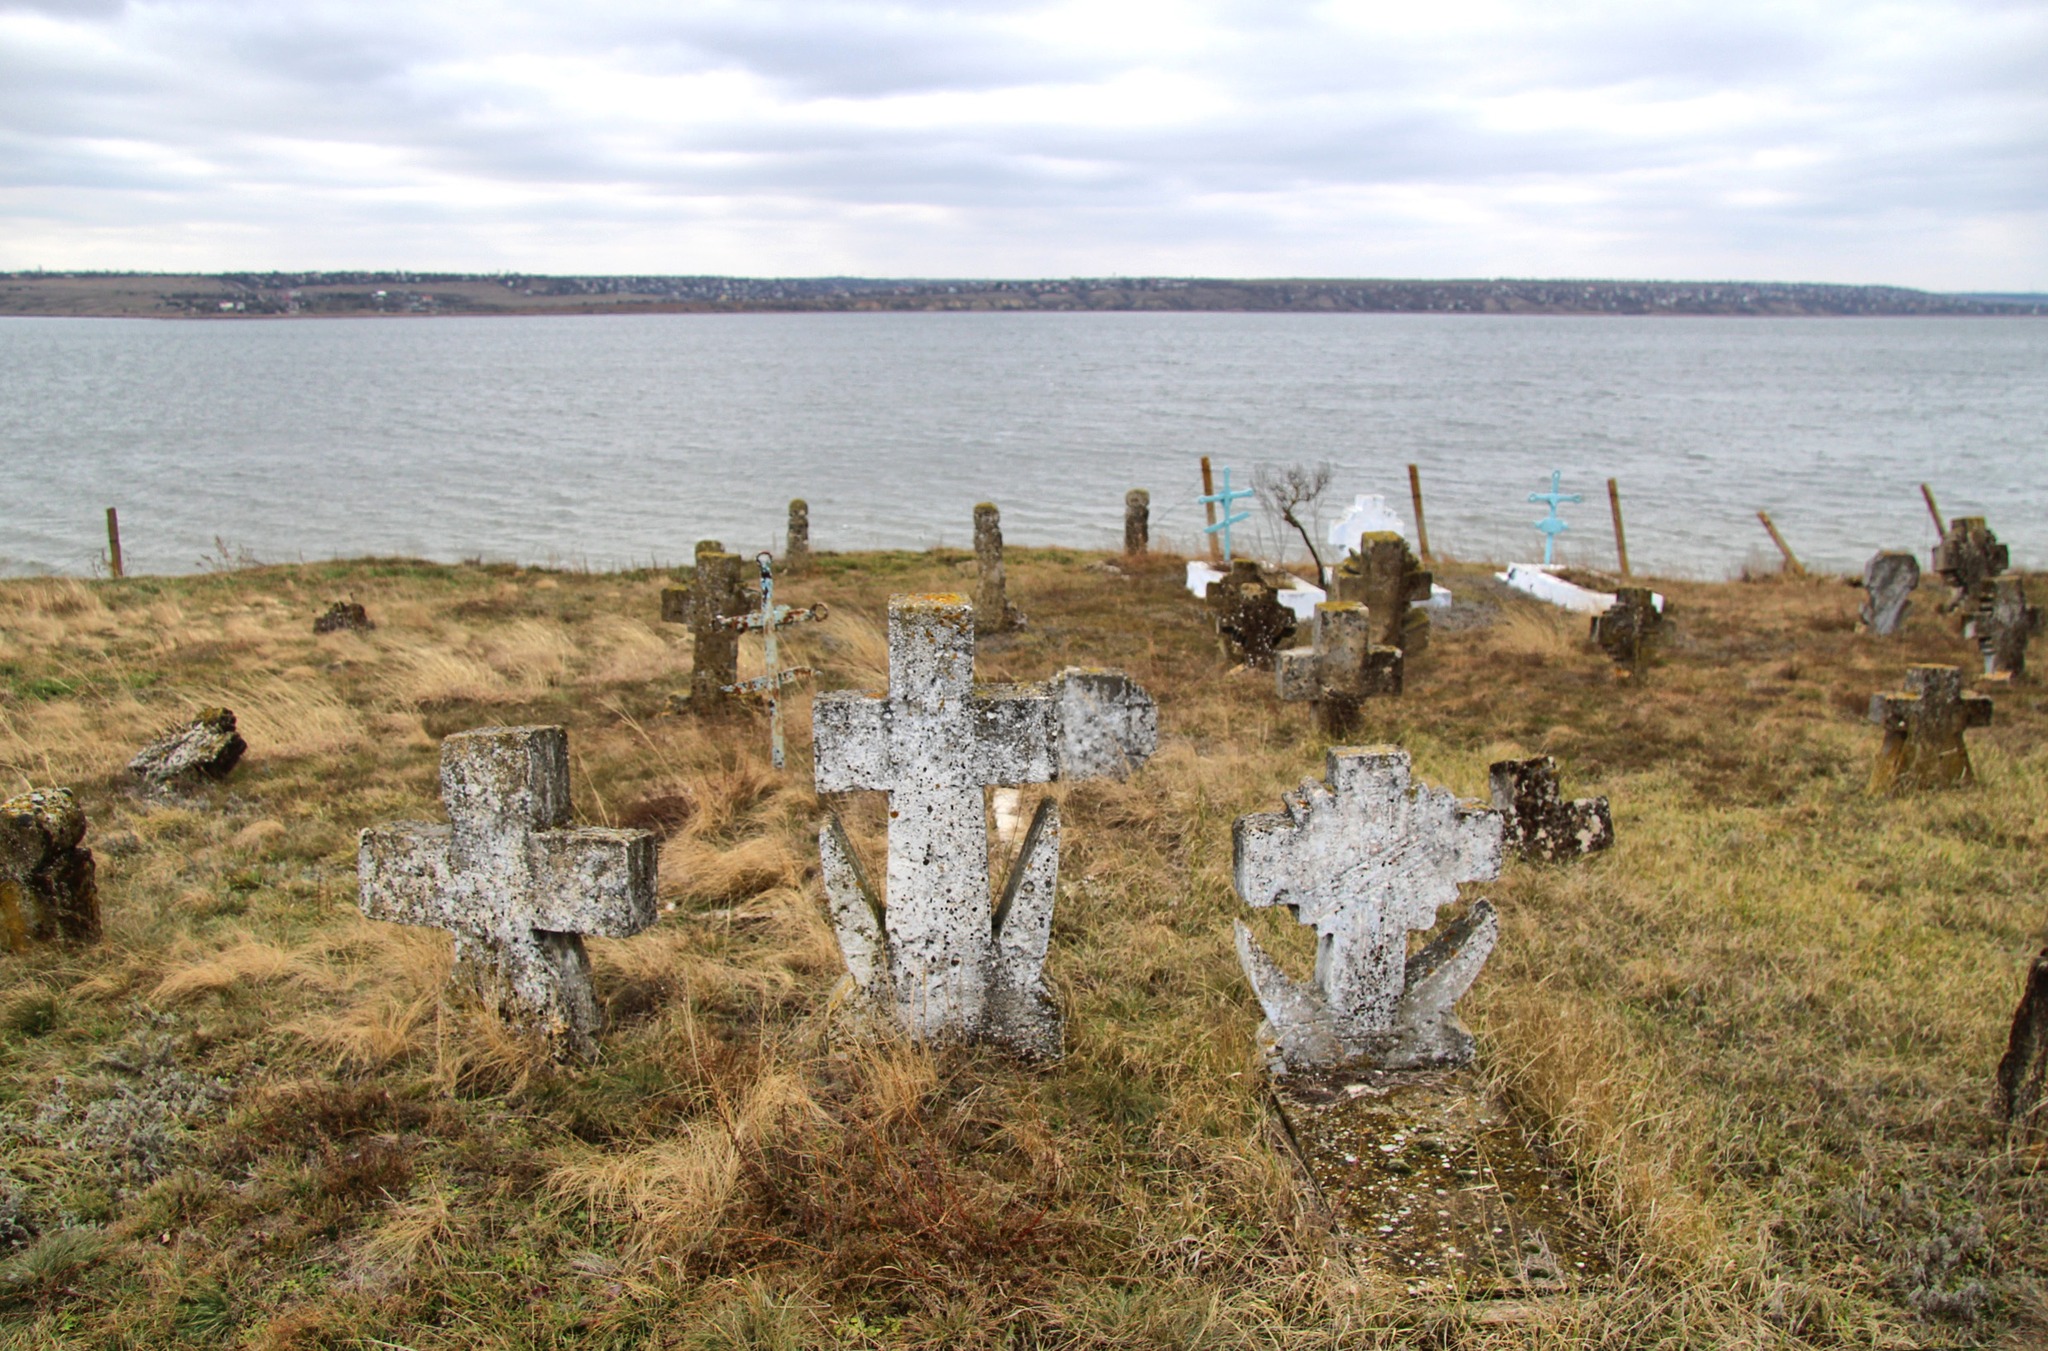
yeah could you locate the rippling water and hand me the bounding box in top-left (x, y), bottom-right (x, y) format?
top-left (5, 312), bottom-right (2044, 578)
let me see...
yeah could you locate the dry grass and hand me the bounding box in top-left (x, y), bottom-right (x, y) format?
top-left (0, 550), bottom-right (2041, 1347)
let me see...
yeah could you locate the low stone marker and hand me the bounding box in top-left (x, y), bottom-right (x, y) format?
top-left (785, 499), bottom-right (811, 573)
top-left (973, 502), bottom-right (1025, 632)
top-left (358, 726), bottom-right (658, 1060)
top-left (1868, 664), bottom-right (1992, 793)
top-left (313, 600), bottom-right (373, 634)
top-left (1233, 747), bottom-right (1502, 1073)
top-left (1274, 602), bottom-right (1402, 735)
top-left (129, 707), bottom-right (246, 786)
top-left (813, 594), bottom-right (1156, 1057)
top-left (0, 788), bottom-right (101, 950)
top-left (1590, 587), bottom-right (1664, 675)
top-left (661, 540), bottom-right (749, 713)
top-left (1859, 551), bottom-right (1919, 635)
top-left (1331, 530), bottom-right (1431, 657)
top-left (1124, 489), bottom-right (1149, 555)
top-left (1932, 516), bottom-right (2008, 610)
top-left (1969, 575), bottom-right (2040, 680)
top-left (1997, 948), bottom-right (2048, 1140)
top-left (1489, 756), bottom-right (1612, 862)
top-left (1205, 559), bottom-right (1298, 668)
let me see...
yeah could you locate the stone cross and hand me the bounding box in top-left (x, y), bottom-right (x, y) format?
top-left (717, 552), bottom-right (828, 768)
top-left (129, 706), bottom-right (246, 785)
top-left (813, 594), bottom-right (1156, 1057)
top-left (1527, 470), bottom-right (1582, 567)
top-left (358, 726), bottom-right (658, 1060)
top-left (1488, 757), bottom-right (1612, 862)
top-left (1124, 489), bottom-right (1150, 555)
top-left (785, 499), bottom-right (812, 573)
top-left (1274, 602), bottom-right (1402, 736)
top-left (1932, 516), bottom-right (2008, 611)
top-left (1233, 747), bottom-right (1502, 1072)
top-left (1868, 664), bottom-right (1992, 793)
top-left (1331, 530), bottom-right (1432, 656)
top-left (1204, 559), bottom-right (1297, 669)
top-left (973, 502), bottom-right (1024, 633)
top-left (661, 540), bottom-right (749, 712)
top-left (1859, 551), bottom-right (1920, 635)
top-left (1997, 948), bottom-right (2048, 1139)
top-left (0, 788), bottom-right (100, 950)
top-left (1968, 575), bottom-right (2040, 680)
top-left (1199, 466), bottom-right (1253, 563)
top-left (1590, 587), bottom-right (1663, 675)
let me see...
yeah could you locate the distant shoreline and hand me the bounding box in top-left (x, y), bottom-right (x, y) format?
top-left (4, 272), bottom-right (2043, 319)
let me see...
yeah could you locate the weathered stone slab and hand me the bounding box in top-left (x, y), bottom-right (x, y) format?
top-left (1234, 747), bottom-right (1502, 1073)
top-left (1997, 949), bottom-right (2048, 1140)
top-left (1489, 757), bottom-right (1612, 863)
top-left (0, 788), bottom-right (100, 951)
top-left (1932, 516), bottom-right (2008, 610)
top-left (1275, 602), bottom-right (1402, 736)
top-left (129, 707), bottom-right (246, 786)
top-left (1331, 531), bottom-right (1432, 657)
top-left (1968, 575), bottom-right (2040, 680)
top-left (1589, 587), bottom-right (1663, 675)
top-left (358, 726), bottom-right (658, 1060)
top-left (313, 600), bottom-right (373, 634)
top-left (973, 502), bottom-right (1025, 632)
top-left (812, 594), bottom-right (1155, 1057)
top-left (1859, 551), bottom-right (1919, 636)
top-left (1868, 664), bottom-right (1992, 793)
top-left (661, 540), bottom-right (749, 713)
top-left (1124, 489), bottom-right (1149, 555)
top-left (785, 499), bottom-right (812, 573)
top-left (1204, 558), bottom-right (1298, 668)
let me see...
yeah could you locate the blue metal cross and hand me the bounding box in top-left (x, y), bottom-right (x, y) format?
top-left (719, 552), bottom-right (827, 768)
top-left (1200, 466), bottom-right (1255, 563)
top-left (1527, 470), bottom-right (1583, 567)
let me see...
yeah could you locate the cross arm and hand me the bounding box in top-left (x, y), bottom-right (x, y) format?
top-left (1964, 692), bottom-right (1995, 728)
top-left (529, 827), bottom-right (659, 937)
top-left (1868, 691), bottom-right (1909, 729)
top-left (357, 822), bottom-right (451, 926)
top-left (813, 690), bottom-right (892, 792)
top-left (659, 586), bottom-right (692, 624)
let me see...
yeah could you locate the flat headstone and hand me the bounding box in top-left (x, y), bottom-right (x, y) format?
top-left (129, 707), bottom-right (246, 785)
top-left (813, 593), bottom-right (1155, 1056)
top-left (1589, 587), bottom-right (1664, 675)
top-left (1868, 664), bottom-right (1992, 793)
top-left (661, 540), bottom-right (749, 713)
top-left (1969, 575), bottom-right (2040, 680)
top-left (1275, 602), bottom-right (1402, 735)
top-left (1234, 747), bottom-right (1502, 1073)
top-left (313, 601), bottom-right (373, 635)
top-left (358, 725), bottom-right (658, 1060)
top-left (1204, 559), bottom-right (1298, 669)
top-left (1489, 757), bottom-right (1612, 863)
top-left (1997, 949), bottom-right (2048, 1140)
top-left (0, 788), bottom-right (100, 950)
top-left (1859, 551), bottom-right (1919, 636)
top-left (1331, 531), bottom-right (1432, 657)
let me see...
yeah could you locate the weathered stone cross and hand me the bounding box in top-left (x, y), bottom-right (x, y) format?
top-left (1234, 748), bottom-right (1502, 1073)
top-left (1488, 756), bottom-right (1612, 862)
top-left (358, 726), bottom-right (658, 1060)
top-left (1932, 516), bottom-right (2008, 611)
top-left (1331, 530), bottom-right (1432, 656)
top-left (1274, 602), bottom-right (1402, 735)
top-left (1205, 559), bottom-right (1297, 669)
top-left (661, 540), bottom-right (749, 712)
top-left (1590, 586), bottom-right (1663, 675)
top-left (1868, 664), bottom-right (1993, 793)
top-left (1969, 575), bottom-right (2040, 680)
top-left (813, 594), bottom-right (1156, 1057)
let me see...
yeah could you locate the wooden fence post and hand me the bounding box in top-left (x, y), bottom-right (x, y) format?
top-left (1607, 478), bottom-right (1630, 577)
top-left (106, 507), bottom-right (124, 579)
top-left (1407, 463), bottom-right (1431, 565)
top-left (1756, 510), bottom-right (1806, 576)
top-left (1200, 457), bottom-right (1220, 562)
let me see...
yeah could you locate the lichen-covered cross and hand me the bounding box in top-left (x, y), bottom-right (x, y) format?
top-left (1488, 756), bottom-right (1612, 863)
top-left (661, 540), bottom-right (750, 712)
top-left (1233, 747), bottom-right (1502, 1072)
top-left (1204, 559), bottom-right (1296, 668)
top-left (1274, 602), bottom-right (1402, 736)
top-left (358, 726), bottom-right (658, 1060)
top-left (1869, 664), bottom-right (1993, 793)
top-left (1527, 470), bottom-right (1583, 566)
top-left (1331, 530), bottom-right (1432, 656)
top-left (813, 594), bottom-right (1156, 1057)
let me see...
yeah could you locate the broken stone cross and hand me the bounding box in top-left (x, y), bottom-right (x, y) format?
top-left (1331, 530), bottom-right (1432, 656)
top-left (1205, 559), bottom-right (1297, 669)
top-left (0, 788), bottom-right (100, 950)
top-left (1859, 551), bottom-right (1920, 636)
top-left (1868, 664), bottom-right (1993, 793)
top-left (1590, 587), bottom-right (1664, 675)
top-left (1932, 516), bottom-right (2008, 611)
top-left (1489, 756), bottom-right (1613, 862)
top-left (358, 726), bottom-right (658, 1060)
top-left (1124, 489), bottom-right (1150, 555)
top-left (1997, 947), bottom-right (2048, 1140)
top-left (661, 540), bottom-right (749, 712)
top-left (1274, 602), bottom-right (1403, 736)
top-left (785, 499), bottom-right (812, 573)
top-left (813, 594), bottom-right (1156, 1057)
top-left (1234, 748), bottom-right (1502, 1073)
top-left (1968, 576), bottom-right (2040, 681)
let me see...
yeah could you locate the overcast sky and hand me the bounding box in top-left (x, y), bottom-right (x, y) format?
top-left (1, 0), bottom-right (2041, 287)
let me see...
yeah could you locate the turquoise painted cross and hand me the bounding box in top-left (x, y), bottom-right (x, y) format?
top-left (720, 552), bottom-right (828, 768)
top-left (1527, 470), bottom-right (1583, 566)
top-left (1200, 467), bottom-right (1254, 563)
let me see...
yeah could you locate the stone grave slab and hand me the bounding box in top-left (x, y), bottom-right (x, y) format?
top-left (1489, 757), bottom-right (1612, 863)
top-left (1274, 602), bottom-right (1402, 736)
top-left (1868, 664), bottom-right (1992, 793)
top-left (0, 788), bottom-right (100, 950)
top-left (662, 540), bottom-right (749, 713)
top-left (1858, 551), bottom-right (1919, 635)
top-left (129, 707), bottom-right (246, 786)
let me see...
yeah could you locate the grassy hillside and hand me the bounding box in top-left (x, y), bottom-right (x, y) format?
top-left (0, 549), bottom-right (2042, 1348)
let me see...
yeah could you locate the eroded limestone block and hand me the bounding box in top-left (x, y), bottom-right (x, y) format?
top-left (1932, 516), bottom-right (2008, 610)
top-left (1997, 949), bottom-right (2048, 1139)
top-left (813, 593), bottom-right (1155, 1057)
top-left (1859, 552), bottom-right (1919, 636)
top-left (129, 707), bottom-right (246, 786)
top-left (1968, 575), bottom-right (2041, 680)
top-left (786, 499), bottom-right (812, 573)
top-left (1590, 587), bottom-right (1664, 675)
top-left (1233, 747), bottom-right (1502, 1073)
top-left (661, 540), bottom-right (749, 712)
top-left (358, 725), bottom-right (658, 1060)
top-left (0, 788), bottom-right (100, 951)
top-left (1124, 489), bottom-right (1150, 555)
top-left (1869, 664), bottom-right (1992, 794)
top-left (974, 502), bottom-right (1025, 632)
top-left (313, 601), bottom-right (373, 635)
top-left (1331, 530), bottom-right (1432, 657)
top-left (1274, 602), bottom-right (1402, 736)
top-left (1205, 559), bottom-right (1297, 669)
top-left (1488, 756), bottom-right (1612, 863)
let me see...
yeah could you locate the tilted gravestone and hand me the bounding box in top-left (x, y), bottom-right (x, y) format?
top-left (973, 502), bottom-right (1025, 633)
top-left (785, 499), bottom-right (812, 574)
top-left (129, 707), bottom-right (246, 786)
top-left (813, 594), bottom-right (1156, 1057)
top-left (1489, 756), bottom-right (1612, 862)
top-left (1868, 664), bottom-right (1992, 794)
top-left (1968, 576), bottom-right (2041, 681)
top-left (358, 726), bottom-right (658, 1060)
top-left (1205, 559), bottom-right (1297, 669)
top-left (1331, 530), bottom-right (1432, 657)
top-left (1590, 587), bottom-right (1663, 675)
top-left (661, 540), bottom-right (749, 713)
top-left (1124, 489), bottom-right (1149, 555)
top-left (1997, 948), bottom-right (2048, 1140)
top-left (1932, 516), bottom-right (2008, 611)
top-left (1274, 602), bottom-right (1402, 736)
top-left (0, 788), bottom-right (100, 950)
top-left (1233, 747), bottom-right (1502, 1072)
top-left (1859, 551), bottom-right (1919, 636)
